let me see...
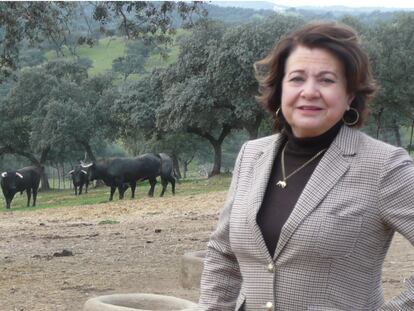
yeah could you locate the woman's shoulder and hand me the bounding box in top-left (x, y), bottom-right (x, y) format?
top-left (352, 129), bottom-right (412, 167)
top-left (358, 130), bottom-right (404, 153)
top-left (235, 134), bottom-right (280, 165)
top-left (244, 133), bottom-right (280, 150)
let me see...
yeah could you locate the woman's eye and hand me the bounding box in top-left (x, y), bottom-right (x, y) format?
top-left (320, 78), bottom-right (335, 84)
top-left (289, 77), bottom-right (304, 82)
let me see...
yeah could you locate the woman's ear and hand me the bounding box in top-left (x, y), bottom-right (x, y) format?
top-left (347, 93), bottom-right (355, 107)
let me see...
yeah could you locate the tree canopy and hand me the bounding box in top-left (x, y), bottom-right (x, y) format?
top-left (0, 1), bottom-right (205, 82)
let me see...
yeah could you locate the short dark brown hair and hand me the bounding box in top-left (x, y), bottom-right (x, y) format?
top-left (255, 21), bottom-right (377, 131)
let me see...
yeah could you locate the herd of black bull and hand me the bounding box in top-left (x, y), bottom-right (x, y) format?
top-left (0, 153), bottom-right (176, 209)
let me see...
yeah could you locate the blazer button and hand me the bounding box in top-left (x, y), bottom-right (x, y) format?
top-left (265, 301), bottom-right (273, 310)
top-left (267, 263), bottom-right (274, 273)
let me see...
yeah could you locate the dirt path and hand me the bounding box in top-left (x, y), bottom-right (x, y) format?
top-left (0, 191), bottom-right (412, 311)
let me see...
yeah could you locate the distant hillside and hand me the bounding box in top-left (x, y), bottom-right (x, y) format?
top-left (298, 5), bottom-right (413, 12)
top-left (201, 3), bottom-right (276, 24)
top-left (211, 1), bottom-right (413, 12)
top-left (212, 1), bottom-right (277, 11)
top-left (204, 1), bottom-right (413, 23)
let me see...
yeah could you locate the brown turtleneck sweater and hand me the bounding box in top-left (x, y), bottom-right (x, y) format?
top-left (257, 122), bottom-right (342, 258)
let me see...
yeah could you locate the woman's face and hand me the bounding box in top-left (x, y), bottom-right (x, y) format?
top-left (281, 45), bottom-right (354, 138)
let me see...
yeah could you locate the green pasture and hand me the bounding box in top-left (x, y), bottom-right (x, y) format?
top-left (0, 175), bottom-right (231, 212)
top-left (144, 28), bottom-right (187, 70)
top-left (45, 34), bottom-right (181, 77)
top-left (46, 37), bottom-right (126, 76)
top-left (78, 37), bottom-right (126, 76)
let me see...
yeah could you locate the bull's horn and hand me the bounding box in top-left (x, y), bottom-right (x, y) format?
top-left (81, 163), bottom-right (93, 168)
top-left (81, 170), bottom-right (88, 175)
top-left (16, 172), bottom-right (24, 179)
top-left (68, 170), bottom-right (74, 175)
top-left (1, 172), bottom-right (7, 178)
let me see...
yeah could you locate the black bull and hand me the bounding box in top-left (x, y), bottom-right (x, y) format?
top-left (0, 166), bottom-right (42, 209)
top-left (68, 166), bottom-right (89, 195)
top-left (81, 153), bottom-right (176, 201)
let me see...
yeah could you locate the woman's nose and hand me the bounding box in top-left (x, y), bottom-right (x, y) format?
top-left (300, 80), bottom-right (320, 99)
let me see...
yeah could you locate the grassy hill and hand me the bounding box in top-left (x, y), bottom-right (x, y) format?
top-left (46, 34), bottom-right (182, 77)
top-left (77, 37), bottom-right (126, 76)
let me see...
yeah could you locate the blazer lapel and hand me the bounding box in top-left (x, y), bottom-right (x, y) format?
top-left (246, 134), bottom-right (285, 259)
top-left (274, 126), bottom-right (359, 260)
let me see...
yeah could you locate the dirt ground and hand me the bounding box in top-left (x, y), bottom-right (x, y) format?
top-left (0, 191), bottom-right (413, 311)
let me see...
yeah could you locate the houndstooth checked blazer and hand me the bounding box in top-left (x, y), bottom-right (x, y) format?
top-left (198, 125), bottom-right (414, 311)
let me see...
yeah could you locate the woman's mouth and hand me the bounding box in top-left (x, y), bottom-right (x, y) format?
top-left (298, 106), bottom-right (323, 110)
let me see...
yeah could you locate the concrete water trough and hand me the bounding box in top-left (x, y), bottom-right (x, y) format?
top-left (83, 293), bottom-right (198, 311)
top-left (180, 250), bottom-right (206, 289)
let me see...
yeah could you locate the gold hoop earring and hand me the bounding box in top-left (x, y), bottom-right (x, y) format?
top-left (342, 107), bottom-right (359, 126)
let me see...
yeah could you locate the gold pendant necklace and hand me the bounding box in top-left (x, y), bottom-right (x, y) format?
top-left (276, 143), bottom-right (327, 189)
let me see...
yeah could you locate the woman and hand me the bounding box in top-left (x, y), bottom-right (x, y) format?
top-left (198, 21), bottom-right (414, 311)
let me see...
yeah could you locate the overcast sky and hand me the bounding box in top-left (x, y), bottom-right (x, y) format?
top-left (270, 0), bottom-right (414, 9)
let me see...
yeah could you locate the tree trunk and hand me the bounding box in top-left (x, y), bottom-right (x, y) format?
top-left (209, 142), bottom-right (222, 177)
top-left (375, 107), bottom-right (384, 139)
top-left (409, 120), bottom-right (414, 154)
top-left (40, 172), bottom-right (50, 191)
top-left (182, 155), bottom-right (194, 179)
top-left (79, 140), bottom-right (97, 162)
top-left (39, 146), bottom-right (51, 191)
top-left (171, 153), bottom-right (182, 179)
top-left (392, 118), bottom-right (401, 147)
top-left (57, 163), bottom-right (61, 190)
top-left (62, 162), bottom-right (66, 190)
top-left (244, 114), bottom-right (263, 140)
top-left (183, 161), bottom-right (188, 179)
top-left (77, 140), bottom-right (104, 187)
top-left (187, 125), bottom-right (232, 178)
